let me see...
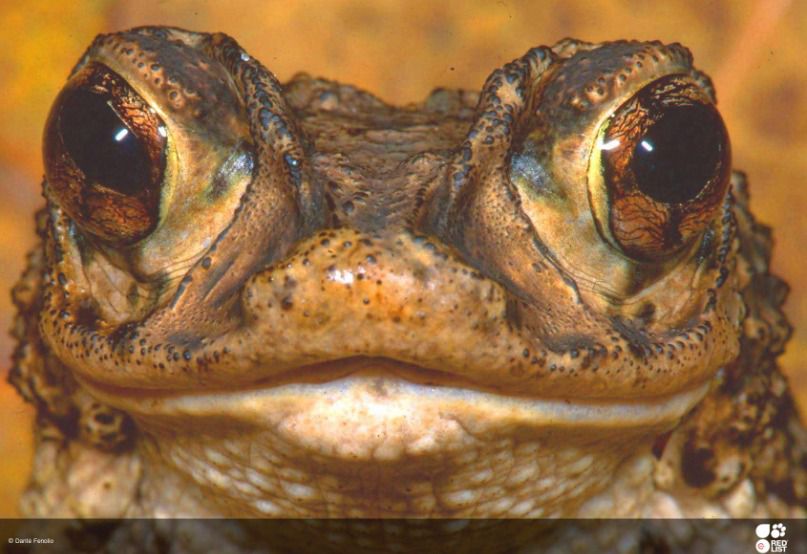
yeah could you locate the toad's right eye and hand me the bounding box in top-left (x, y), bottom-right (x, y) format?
top-left (588, 75), bottom-right (731, 262)
top-left (44, 62), bottom-right (167, 244)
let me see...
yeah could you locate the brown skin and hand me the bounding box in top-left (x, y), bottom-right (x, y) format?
top-left (7, 25), bottom-right (806, 548)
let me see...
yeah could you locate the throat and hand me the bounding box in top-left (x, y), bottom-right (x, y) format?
top-left (130, 404), bottom-right (666, 518)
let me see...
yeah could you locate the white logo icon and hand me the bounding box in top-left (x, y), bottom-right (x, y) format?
top-left (755, 522), bottom-right (789, 553)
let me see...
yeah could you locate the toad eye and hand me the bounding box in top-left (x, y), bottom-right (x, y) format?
top-left (590, 75), bottom-right (731, 261)
top-left (44, 62), bottom-right (167, 244)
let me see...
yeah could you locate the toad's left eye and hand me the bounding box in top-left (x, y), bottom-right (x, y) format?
top-left (590, 75), bottom-right (731, 261)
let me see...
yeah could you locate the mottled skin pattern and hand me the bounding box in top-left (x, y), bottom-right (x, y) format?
top-left (7, 27), bottom-right (806, 552)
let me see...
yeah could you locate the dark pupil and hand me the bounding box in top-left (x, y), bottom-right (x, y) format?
top-left (58, 89), bottom-right (150, 196)
top-left (631, 104), bottom-right (725, 204)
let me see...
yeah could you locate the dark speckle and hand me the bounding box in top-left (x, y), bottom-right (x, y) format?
top-left (638, 302), bottom-right (656, 324)
top-left (681, 442), bottom-right (716, 488)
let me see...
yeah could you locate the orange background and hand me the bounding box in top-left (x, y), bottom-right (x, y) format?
top-left (1, 0), bottom-right (805, 516)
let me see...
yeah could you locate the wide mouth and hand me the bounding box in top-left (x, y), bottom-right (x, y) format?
top-left (77, 356), bottom-right (711, 431)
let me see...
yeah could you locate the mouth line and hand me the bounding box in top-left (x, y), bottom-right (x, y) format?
top-left (77, 354), bottom-right (702, 400)
top-left (252, 357), bottom-right (500, 392)
top-left (76, 356), bottom-right (712, 429)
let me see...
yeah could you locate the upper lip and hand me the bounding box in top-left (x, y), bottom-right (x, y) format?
top-left (78, 356), bottom-right (509, 399)
top-left (75, 354), bottom-right (713, 407)
top-left (74, 357), bottom-right (713, 430)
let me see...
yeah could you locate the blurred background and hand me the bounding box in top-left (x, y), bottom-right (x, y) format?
top-left (1, 0), bottom-right (805, 516)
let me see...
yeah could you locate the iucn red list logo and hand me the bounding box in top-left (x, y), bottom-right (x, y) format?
top-left (755, 523), bottom-right (788, 553)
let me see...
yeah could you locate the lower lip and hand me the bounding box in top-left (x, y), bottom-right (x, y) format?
top-left (81, 369), bottom-right (709, 460)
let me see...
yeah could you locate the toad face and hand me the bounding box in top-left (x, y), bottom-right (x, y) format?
top-left (9, 27), bottom-right (804, 521)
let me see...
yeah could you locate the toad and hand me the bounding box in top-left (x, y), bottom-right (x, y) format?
top-left (8, 26), bottom-right (806, 551)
